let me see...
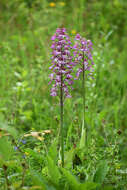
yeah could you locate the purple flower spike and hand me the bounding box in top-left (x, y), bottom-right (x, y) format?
top-left (73, 35), bottom-right (94, 79)
top-left (49, 28), bottom-right (74, 98)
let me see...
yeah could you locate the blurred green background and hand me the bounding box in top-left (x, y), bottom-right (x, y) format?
top-left (0, 0), bottom-right (127, 125)
top-left (0, 0), bottom-right (127, 161)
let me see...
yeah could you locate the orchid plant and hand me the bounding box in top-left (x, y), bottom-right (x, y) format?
top-left (49, 28), bottom-right (94, 166)
top-left (49, 28), bottom-right (75, 167)
top-left (73, 34), bottom-right (94, 145)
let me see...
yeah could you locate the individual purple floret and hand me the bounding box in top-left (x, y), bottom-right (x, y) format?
top-left (49, 28), bottom-right (74, 98)
top-left (73, 34), bottom-right (94, 79)
top-left (21, 140), bottom-right (26, 144)
top-left (18, 139), bottom-right (26, 144)
top-left (14, 146), bottom-right (18, 151)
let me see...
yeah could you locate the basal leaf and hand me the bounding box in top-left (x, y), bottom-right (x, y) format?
top-left (47, 156), bottom-right (61, 186)
top-left (48, 139), bottom-right (58, 164)
top-left (93, 160), bottom-right (109, 184)
top-left (61, 168), bottom-right (80, 190)
top-left (79, 182), bottom-right (98, 190)
top-left (0, 136), bottom-right (14, 160)
top-left (30, 170), bottom-right (47, 190)
top-left (79, 119), bottom-right (86, 149)
top-left (64, 148), bottom-right (75, 168)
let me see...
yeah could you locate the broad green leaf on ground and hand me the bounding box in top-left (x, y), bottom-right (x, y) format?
top-left (101, 186), bottom-right (114, 190)
top-left (47, 156), bottom-right (61, 186)
top-left (93, 160), bottom-right (109, 184)
top-left (61, 168), bottom-right (80, 190)
top-left (48, 139), bottom-right (58, 163)
top-left (0, 116), bottom-right (18, 139)
top-left (79, 182), bottom-right (98, 190)
top-left (79, 119), bottom-right (86, 149)
top-left (66, 124), bottom-right (73, 148)
top-left (30, 170), bottom-right (47, 190)
top-left (64, 148), bottom-right (75, 168)
top-left (0, 136), bottom-right (14, 161)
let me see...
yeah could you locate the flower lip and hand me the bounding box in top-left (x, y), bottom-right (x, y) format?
top-left (75, 34), bottom-right (81, 40)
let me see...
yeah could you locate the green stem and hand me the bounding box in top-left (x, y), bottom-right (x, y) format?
top-left (60, 73), bottom-right (64, 167)
top-left (82, 52), bottom-right (87, 145)
top-left (3, 165), bottom-right (10, 190)
top-left (21, 162), bottom-right (27, 188)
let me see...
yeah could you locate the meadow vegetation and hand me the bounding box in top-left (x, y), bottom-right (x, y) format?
top-left (0, 0), bottom-right (127, 189)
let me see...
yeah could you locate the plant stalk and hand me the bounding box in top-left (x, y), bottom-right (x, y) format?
top-left (82, 52), bottom-right (87, 145)
top-left (21, 162), bottom-right (27, 188)
top-left (3, 165), bottom-right (10, 190)
top-left (60, 73), bottom-right (64, 167)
